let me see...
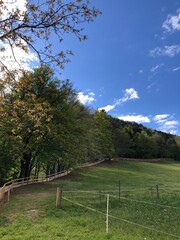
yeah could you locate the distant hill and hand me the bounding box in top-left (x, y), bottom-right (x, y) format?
top-left (108, 115), bottom-right (180, 160)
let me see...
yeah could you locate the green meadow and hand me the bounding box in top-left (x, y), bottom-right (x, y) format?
top-left (0, 160), bottom-right (180, 240)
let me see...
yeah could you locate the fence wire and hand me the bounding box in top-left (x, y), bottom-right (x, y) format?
top-left (63, 196), bottom-right (180, 239)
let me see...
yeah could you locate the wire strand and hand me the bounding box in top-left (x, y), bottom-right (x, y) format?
top-left (63, 197), bottom-right (180, 239)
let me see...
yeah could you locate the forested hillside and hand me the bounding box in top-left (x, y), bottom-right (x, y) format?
top-left (0, 66), bottom-right (180, 184)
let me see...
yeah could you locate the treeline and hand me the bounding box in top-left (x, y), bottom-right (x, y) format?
top-left (110, 118), bottom-right (180, 160)
top-left (0, 66), bottom-right (180, 184)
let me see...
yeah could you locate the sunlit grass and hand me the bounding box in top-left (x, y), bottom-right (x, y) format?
top-left (0, 160), bottom-right (179, 239)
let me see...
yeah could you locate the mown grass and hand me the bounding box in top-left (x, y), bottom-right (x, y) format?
top-left (0, 160), bottom-right (180, 240)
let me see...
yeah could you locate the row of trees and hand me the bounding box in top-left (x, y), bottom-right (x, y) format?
top-left (0, 66), bottom-right (114, 183)
top-left (0, 66), bottom-right (180, 184)
top-left (110, 118), bottom-right (180, 160)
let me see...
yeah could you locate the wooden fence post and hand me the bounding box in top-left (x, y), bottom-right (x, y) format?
top-left (156, 185), bottom-right (160, 199)
top-left (118, 180), bottom-right (121, 202)
top-left (106, 194), bottom-right (109, 234)
top-left (0, 186), bottom-right (5, 209)
top-left (8, 189), bottom-right (11, 202)
top-left (0, 189), bottom-right (2, 209)
top-left (99, 190), bottom-right (102, 203)
top-left (56, 186), bottom-right (63, 208)
top-left (59, 186), bottom-right (63, 208)
top-left (11, 181), bottom-right (14, 192)
top-left (56, 187), bottom-right (60, 208)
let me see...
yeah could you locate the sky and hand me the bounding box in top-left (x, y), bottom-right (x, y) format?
top-left (1, 0), bottom-right (180, 135)
top-left (61, 0), bottom-right (180, 136)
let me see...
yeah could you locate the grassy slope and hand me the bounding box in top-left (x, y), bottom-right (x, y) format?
top-left (0, 160), bottom-right (180, 240)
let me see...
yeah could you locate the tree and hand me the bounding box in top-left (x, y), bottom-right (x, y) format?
top-left (0, 135), bottom-right (19, 184)
top-left (109, 117), bottom-right (131, 157)
top-left (133, 131), bottom-right (157, 158)
top-left (92, 111), bottom-right (115, 159)
top-left (0, 0), bottom-right (100, 74)
top-left (0, 66), bottom-right (79, 180)
top-left (70, 104), bottom-right (104, 163)
top-left (174, 136), bottom-right (180, 161)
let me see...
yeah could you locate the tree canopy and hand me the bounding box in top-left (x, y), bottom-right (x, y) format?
top-left (0, 0), bottom-right (101, 74)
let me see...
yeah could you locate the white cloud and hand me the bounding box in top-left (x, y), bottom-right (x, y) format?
top-left (1, 0), bottom-right (27, 20)
top-left (121, 88), bottom-right (139, 103)
top-left (98, 88), bottom-right (139, 112)
top-left (153, 114), bottom-right (179, 135)
top-left (147, 81), bottom-right (157, 90)
top-left (164, 120), bottom-right (179, 126)
top-left (89, 92), bottom-right (95, 96)
top-left (172, 66), bottom-right (180, 72)
top-left (117, 113), bottom-right (179, 135)
top-left (98, 104), bottom-right (115, 112)
top-left (149, 45), bottom-right (180, 57)
top-left (158, 121), bottom-right (179, 135)
top-left (163, 9), bottom-right (180, 32)
top-left (0, 0), bottom-right (39, 76)
top-left (118, 115), bottom-right (150, 124)
top-left (153, 114), bottom-right (170, 123)
top-left (150, 65), bottom-right (159, 72)
top-left (0, 43), bottom-right (38, 73)
top-left (77, 91), bottom-right (96, 105)
top-left (150, 64), bottom-right (163, 73)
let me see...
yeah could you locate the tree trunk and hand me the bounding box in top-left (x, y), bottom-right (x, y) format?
top-left (57, 161), bottom-right (64, 172)
top-left (19, 153), bottom-right (31, 179)
top-left (34, 162), bottom-right (40, 179)
top-left (19, 160), bottom-right (26, 179)
top-left (46, 164), bottom-right (50, 177)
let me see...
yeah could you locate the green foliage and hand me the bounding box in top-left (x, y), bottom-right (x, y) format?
top-left (110, 118), bottom-right (179, 160)
top-left (0, 66), bottom-right (80, 180)
top-left (174, 136), bottom-right (180, 160)
top-left (0, 66), bottom-right (180, 183)
top-left (92, 111), bottom-right (115, 159)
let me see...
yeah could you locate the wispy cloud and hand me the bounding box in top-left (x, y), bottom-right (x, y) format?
top-left (153, 114), bottom-right (179, 135)
top-left (172, 66), bottom-right (180, 72)
top-left (77, 91), bottom-right (96, 105)
top-left (150, 64), bottom-right (163, 73)
top-left (162, 9), bottom-right (180, 33)
top-left (98, 88), bottom-right (139, 112)
top-left (153, 114), bottom-right (170, 123)
top-left (116, 113), bottom-right (179, 135)
top-left (118, 115), bottom-right (150, 124)
top-left (146, 81), bottom-right (157, 90)
top-left (159, 121), bottom-right (179, 135)
top-left (149, 45), bottom-right (180, 57)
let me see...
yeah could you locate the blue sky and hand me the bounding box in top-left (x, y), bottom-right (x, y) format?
top-left (59, 0), bottom-right (180, 135)
top-left (1, 0), bottom-right (179, 135)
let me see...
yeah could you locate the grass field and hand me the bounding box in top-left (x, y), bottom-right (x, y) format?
top-left (0, 160), bottom-right (180, 240)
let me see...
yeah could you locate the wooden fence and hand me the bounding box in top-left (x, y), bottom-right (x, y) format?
top-left (0, 169), bottom-right (71, 210)
top-left (0, 159), bottom-right (104, 210)
top-left (116, 157), bottom-right (174, 162)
